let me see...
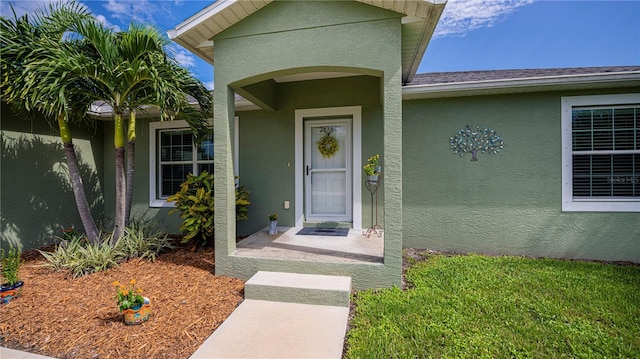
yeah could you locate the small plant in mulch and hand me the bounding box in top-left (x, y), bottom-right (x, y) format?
top-left (113, 279), bottom-right (145, 312)
top-left (37, 219), bottom-right (174, 278)
top-left (1, 245), bottom-right (24, 304)
top-left (1, 245), bottom-right (22, 286)
top-left (61, 226), bottom-right (80, 241)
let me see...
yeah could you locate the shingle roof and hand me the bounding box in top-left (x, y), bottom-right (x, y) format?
top-left (408, 66), bottom-right (640, 86)
top-left (87, 66), bottom-right (639, 116)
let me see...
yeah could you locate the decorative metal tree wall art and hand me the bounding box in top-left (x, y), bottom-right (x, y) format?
top-left (450, 125), bottom-right (504, 161)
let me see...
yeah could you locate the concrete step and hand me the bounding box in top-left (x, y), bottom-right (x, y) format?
top-left (244, 271), bottom-right (352, 307)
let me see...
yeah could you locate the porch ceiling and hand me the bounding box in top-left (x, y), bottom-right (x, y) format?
top-left (167, 0), bottom-right (446, 84)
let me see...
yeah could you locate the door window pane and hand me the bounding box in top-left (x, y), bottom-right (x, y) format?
top-left (306, 120), bottom-right (350, 220)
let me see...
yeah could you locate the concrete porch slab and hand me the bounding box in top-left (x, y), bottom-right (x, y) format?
top-left (234, 227), bottom-right (383, 264)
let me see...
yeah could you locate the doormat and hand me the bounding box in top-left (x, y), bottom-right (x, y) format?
top-left (296, 228), bottom-right (349, 237)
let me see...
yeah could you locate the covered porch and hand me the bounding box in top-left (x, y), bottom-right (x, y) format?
top-left (228, 226), bottom-right (388, 290)
top-left (168, 0), bottom-right (446, 289)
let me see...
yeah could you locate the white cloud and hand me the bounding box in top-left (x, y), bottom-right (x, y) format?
top-left (103, 0), bottom-right (148, 23)
top-left (103, 0), bottom-right (129, 16)
top-left (434, 0), bottom-right (535, 38)
top-left (203, 81), bottom-right (214, 91)
top-left (102, 0), bottom-right (174, 25)
top-left (169, 44), bottom-right (196, 68)
top-left (94, 14), bottom-right (121, 32)
top-left (1, 0), bottom-right (70, 18)
top-left (0, 1), bottom-right (125, 34)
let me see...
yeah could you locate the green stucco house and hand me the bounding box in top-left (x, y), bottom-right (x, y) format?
top-left (2, 0), bottom-right (639, 289)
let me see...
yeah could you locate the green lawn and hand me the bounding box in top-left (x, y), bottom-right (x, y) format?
top-left (345, 252), bottom-right (640, 358)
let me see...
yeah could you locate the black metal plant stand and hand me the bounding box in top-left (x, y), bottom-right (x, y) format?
top-left (363, 175), bottom-right (383, 238)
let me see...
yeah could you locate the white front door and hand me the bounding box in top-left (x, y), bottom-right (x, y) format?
top-left (304, 118), bottom-right (352, 222)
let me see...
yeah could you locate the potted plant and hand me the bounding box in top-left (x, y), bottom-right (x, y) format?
top-left (1, 245), bottom-right (23, 304)
top-left (113, 279), bottom-right (151, 325)
top-left (268, 213), bottom-right (278, 235)
top-left (364, 154), bottom-right (381, 183)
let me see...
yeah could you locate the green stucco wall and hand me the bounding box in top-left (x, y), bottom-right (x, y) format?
top-left (214, 1), bottom-right (402, 82)
top-left (402, 89), bottom-right (640, 263)
top-left (1, 104), bottom-right (105, 251)
top-left (101, 117), bottom-right (185, 232)
top-left (236, 75), bottom-right (384, 235)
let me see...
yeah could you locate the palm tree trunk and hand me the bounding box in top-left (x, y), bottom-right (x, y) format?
top-left (125, 110), bottom-right (136, 226)
top-left (113, 112), bottom-right (126, 241)
top-left (125, 141), bottom-right (135, 226)
top-left (58, 114), bottom-right (100, 243)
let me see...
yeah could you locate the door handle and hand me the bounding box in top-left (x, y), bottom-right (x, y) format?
top-left (306, 165), bottom-right (310, 176)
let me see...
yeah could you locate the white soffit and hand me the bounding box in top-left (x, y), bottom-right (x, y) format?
top-left (168, 0), bottom-right (272, 64)
top-left (168, 0), bottom-right (446, 82)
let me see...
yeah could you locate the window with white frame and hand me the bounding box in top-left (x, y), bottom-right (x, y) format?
top-left (149, 121), bottom-right (213, 207)
top-left (561, 94), bottom-right (640, 212)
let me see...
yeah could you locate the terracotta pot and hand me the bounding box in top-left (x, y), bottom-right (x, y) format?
top-left (1, 281), bottom-right (24, 304)
top-left (123, 297), bottom-right (151, 325)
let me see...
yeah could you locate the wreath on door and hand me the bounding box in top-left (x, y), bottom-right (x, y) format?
top-left (316, 127), bottom-right (339, 159)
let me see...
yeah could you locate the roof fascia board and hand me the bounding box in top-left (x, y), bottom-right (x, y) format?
top-left (169, 0), bottom-right (238, 38)
top-left (402, 72), bottom-right (640, 99)
top-left (404, 1), bottom-right (446, 83)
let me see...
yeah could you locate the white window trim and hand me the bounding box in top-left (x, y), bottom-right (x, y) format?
top-left (561, 93), bottom-right (640, 212)
top-left (149, 118), bottom-right (238, 208)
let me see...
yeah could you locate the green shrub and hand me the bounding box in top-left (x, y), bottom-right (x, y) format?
top-left (38, 234), bottom-right (122, 278)
top-left (167, 171), bottom-right (250, 245)
top-left (38, 219), bottom-right (175, 278)
top-left (1, 245), bottom-right (22, 285)
top-left (118, 218), bottom-right (174, 261)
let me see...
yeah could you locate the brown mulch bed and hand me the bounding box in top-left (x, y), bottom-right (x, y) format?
top-left (0, 244), bottom-right (245, 359)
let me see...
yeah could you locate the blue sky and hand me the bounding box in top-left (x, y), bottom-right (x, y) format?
top-left (3, 0), bottom-right (639, 89)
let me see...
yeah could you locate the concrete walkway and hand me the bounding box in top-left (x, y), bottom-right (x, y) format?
top-left (0, 347), bottom-right (54, 359)
top-left (190, 299), bottom-right (349, 358)
top-left (2, 271), bottom-right (352, 359)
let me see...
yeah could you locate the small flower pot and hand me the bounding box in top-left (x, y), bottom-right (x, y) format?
top-left (123, 297), bottom-right (151, 325)
top-left (367, 175), bottom-right (379, 184)
top-left (1, 281), bottom-right (24, 304)
top-left (269, 220), bottom-right (278, 235)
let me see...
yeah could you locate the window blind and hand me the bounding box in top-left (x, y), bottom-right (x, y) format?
top-left (572, 106), bottom-right (639, 198)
